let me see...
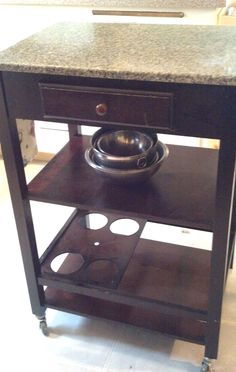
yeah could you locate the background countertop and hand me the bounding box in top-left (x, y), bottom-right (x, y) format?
top-left (0, 1), bottom-right (226, 9)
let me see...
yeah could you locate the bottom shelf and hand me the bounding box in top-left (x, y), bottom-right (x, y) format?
top-left (45, 287), bottom-right (206, 345)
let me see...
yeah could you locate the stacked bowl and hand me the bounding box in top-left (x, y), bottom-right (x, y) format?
top-left (84, 128), bottom-right (169, 184)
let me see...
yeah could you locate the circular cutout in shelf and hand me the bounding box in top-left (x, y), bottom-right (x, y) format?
top-left (50, 252), bottom-right (84, 274)
top-left (110, 218), bottom-right (140, 236)
top-left (80, 213), bottom-right (108, 230)
top-left (85, 259), bottom-right (118, 284)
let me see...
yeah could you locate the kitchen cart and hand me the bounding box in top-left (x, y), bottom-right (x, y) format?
top-left (0, 23), bottom-right (235, 371)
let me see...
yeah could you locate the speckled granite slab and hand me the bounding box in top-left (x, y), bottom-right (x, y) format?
top-left (0, 1), bottom-right (226, 8)
top-left (0, 22), bottom-right (236, 86)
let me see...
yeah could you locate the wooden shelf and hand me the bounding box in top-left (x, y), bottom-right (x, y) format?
top-left (39, 209), bottom-right (210, 319)
top-left (28, 136), bottom-right (218, 231)
top-left (40, 209), bottom-right (146, 290)
top-left (45, 288), bottom-right (206, 345)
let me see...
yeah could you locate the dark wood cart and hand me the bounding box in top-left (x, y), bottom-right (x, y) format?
top-left (0, 23), bottom-right (235, 372)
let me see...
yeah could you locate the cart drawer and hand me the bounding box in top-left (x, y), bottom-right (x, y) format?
top-left (39, 84), bottom-right (174, 130)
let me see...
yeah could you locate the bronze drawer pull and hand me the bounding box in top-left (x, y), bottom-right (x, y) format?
top-left (96, 103), bottom-right (108, 116)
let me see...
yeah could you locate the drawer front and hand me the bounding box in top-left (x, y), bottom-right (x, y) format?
top-left (39, 84), bottom-right (174, 131)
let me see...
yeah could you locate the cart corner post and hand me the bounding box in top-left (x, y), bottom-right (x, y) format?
top-left (0, 73), bottom-right (45, 318)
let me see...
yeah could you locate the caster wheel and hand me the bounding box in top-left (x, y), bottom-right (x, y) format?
top-left (201, 357), bottom-right (212, 372)
top-left (201, 365), bottom-right (210, 372)
top-left (39, 319), bottom-right (49, 336)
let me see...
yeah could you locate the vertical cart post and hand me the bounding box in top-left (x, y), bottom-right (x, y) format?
top-left (0, 75), bottom-right (45, 318)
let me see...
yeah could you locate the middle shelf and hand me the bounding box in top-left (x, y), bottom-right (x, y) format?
top-left (38, 209), bottom-right (210, 319)
top-left (28, 135), bottom-right (218, 231)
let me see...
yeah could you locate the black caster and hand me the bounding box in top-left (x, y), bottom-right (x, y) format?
top-left (201, 357), bottom-right (212, 371)
top-left (38, 316), bottom-right (49, 336)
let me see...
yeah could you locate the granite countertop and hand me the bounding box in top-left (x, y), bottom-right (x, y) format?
top-left (0, 22), bottom-right (236, 86)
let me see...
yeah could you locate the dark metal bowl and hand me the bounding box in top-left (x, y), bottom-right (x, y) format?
top-left (97, 130), bottom-right (153, 156)
top-left (91, 129), bottom-right (158, 169)
top-left (85, 141), bottom-right (168, 184)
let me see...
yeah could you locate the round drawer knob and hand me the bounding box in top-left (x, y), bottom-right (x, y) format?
top-left (96, 103), bottom-right (108, 116)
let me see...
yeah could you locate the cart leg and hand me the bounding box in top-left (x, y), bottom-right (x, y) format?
top-left (230, 190), bottom-right (236, 269)
top-left (67, 122), bottom-right (82, 139)
top-left (230, 242), bottom-right (235, 269)
top-left (0, 80), bottom-right (46, 318)
top-left (205, 137), bottom-right (236, 359)
top-left (37, 315), bottom-right (49, 336)
top-left (201, 357), bottom-right (212, 372)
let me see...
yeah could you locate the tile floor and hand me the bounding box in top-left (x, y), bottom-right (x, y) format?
top-left (0, 158), bottom-right (235, 372)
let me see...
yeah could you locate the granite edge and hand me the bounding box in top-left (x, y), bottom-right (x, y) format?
top-left (0, 62), bottom-right (235, 86)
